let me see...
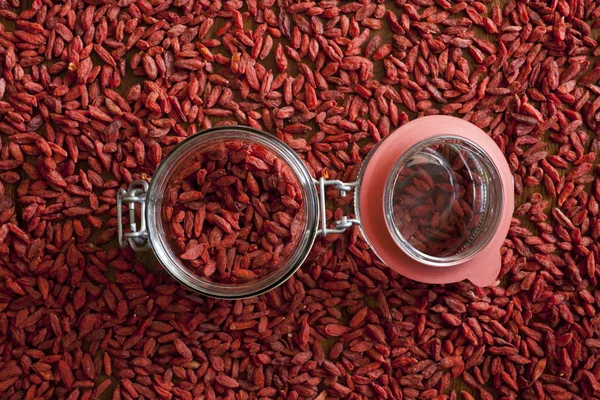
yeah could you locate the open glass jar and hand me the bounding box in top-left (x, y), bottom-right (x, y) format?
top-left (118, 116), bottom-right (513, 299)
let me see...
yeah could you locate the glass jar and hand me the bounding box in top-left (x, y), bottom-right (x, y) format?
top-left (118, 116), bottom-right (514, 299)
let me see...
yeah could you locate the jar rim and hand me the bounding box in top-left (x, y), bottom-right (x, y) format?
top-left (145, 126), bottom-right (319, 299)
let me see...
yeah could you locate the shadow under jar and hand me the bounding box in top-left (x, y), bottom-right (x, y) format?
top-left (118, 117), bottom-right (514, 299)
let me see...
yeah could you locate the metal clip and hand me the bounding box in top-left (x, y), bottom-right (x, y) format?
top-left (314, 177), bottom-right (361, 237)
top-left (117, 180), bottom-right (150, 251)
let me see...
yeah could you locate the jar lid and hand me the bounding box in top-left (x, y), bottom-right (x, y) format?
top-left (356, 116), bottom-right (514, 286)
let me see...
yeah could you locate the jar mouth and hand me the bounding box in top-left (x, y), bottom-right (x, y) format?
top-left (383, 135), bottom-right (504, 267)
top-left (145, 127), bottom-right (318, 299)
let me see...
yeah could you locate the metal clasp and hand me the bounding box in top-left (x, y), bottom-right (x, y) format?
top-left (117, 180), bottom-right (150, 251)
top-left (314, 177), bottom-right (361, 237)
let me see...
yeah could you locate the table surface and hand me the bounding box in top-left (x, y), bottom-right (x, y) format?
top-left (2, 0), bottom-right (583, 397)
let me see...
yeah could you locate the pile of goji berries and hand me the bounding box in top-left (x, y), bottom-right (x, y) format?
top-left (0, 0), bottom-right (599, 398)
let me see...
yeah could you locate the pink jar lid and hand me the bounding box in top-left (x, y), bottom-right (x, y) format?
top-left (357, 116), bottom-right (514, 286)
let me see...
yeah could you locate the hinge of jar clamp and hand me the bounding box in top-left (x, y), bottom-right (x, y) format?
top-left (117, 180), bottom-right (150, 251)
top-left (314, 177), bottom-right (361, 237)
